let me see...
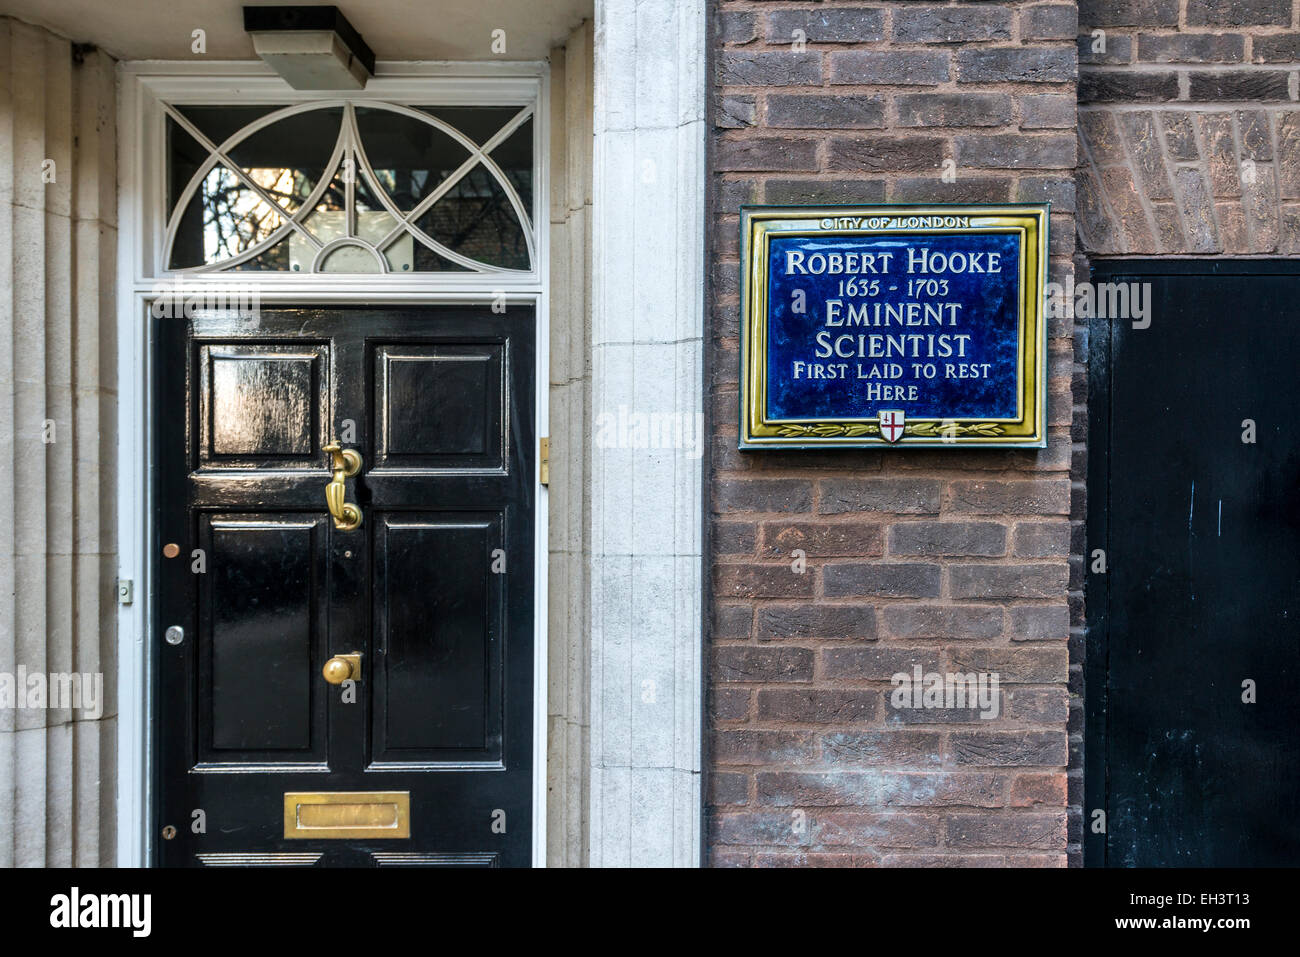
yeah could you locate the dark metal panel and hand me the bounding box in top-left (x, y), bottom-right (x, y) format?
top-left (1087, 259), bottom-right (1300, 866)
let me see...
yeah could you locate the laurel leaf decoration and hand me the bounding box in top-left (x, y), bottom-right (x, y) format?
top-left (904, 421), bottom-right (1006, 437)
top-left (773, 421), bottom-right (1007, 439)
top-left (775, 423), bottom-right (881, 438)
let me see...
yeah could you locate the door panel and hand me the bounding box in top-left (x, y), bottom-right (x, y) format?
top-left (373, 513), bottom-right (502, 760)
top-left (203, 515), bottom-right (326, 756)
top-left (1087, 262), bottom-right (1300, 866)
top-left (199, 343), bottom-right (329, 468)
top-left (155, 306), bottom-right (536, 866)
top-left (374, 344), bottom-right (506, 469)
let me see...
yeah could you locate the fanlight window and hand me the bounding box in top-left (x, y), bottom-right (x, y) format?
top-left (164, 101), bottom-right (535, 274)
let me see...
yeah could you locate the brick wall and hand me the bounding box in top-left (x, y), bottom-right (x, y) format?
top-left (1078, 0), bottom-right (1300, 253)
top-left (706, 1), bottom-right (1079, 866)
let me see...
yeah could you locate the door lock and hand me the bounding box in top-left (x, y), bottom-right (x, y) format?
top-left (322, 653), bottom-right (362, 685)
top-left (322, 442), bottom-right (362, 531)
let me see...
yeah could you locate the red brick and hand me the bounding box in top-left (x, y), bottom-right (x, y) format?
top-left (756, 603), bottom-right (878, 641)
top-left (894, 6), bottom-right (1013, 44)
top-left (710, 771), bottom-right (751, 806)
top-left (756, 689), bottom-right (880, 724)
top-left (715, 135), bottom-right (818, 172)
top-left (943, 811), bottom-right (1068, 848)
top-left (713, 520), bottom-right (758, 555)
top-left (713, 687), bottom-right (752, 722)
top-left (949, 731), bottom-right (1069, 767)
top-left (811, 812), bottom-right (940, 848)
top-left (948, 563), bottom-right (1069, 599)
top-left (948, 479), bottom-right (1072, 514)
top-left (1010, 772), bottom-right (1068, 807)
top-left (712, 811), bottom-right (808, 846)
top-left (759, 771), bottom-right (1007, 808)
top-left (714, 562), bottom-right (815, 599)
top-left (881, 852), bottom-right (1006, 866)
top-left (713, 646), bottom-right (814, 683)
top-left (759, 521), bottom-right (883, 557)
top-left (824, 562), bottom-right (942, 598)
top-left (829, 50), bottom-right (950, 85)
top-left (820, 478), bottom-right (942, 514)
top-left (821, 646), bottom-right (943, 681)
top-left (719, 50), bottom-right (822, 87)
top-left (766, 8), bottom-right (885, 45)
top-left (883, 604), bottom-right (1004, 639)
top-left (821, 731), bottom-right (944, 767)
top-left (753, 851), bottom-right (879, 867)
top-left (890, 521), bottom-right (1007, 557)
top-left (714, 478), bottom-right (813, 513)
top-left (713, 729), bottom-right (818, 765)
top-left (709, 848), bottom-right (753, 867)
top-left (1005, 687), bottom-right (1070, 724)
top-left (949, 646), bottom-right (1069, 682)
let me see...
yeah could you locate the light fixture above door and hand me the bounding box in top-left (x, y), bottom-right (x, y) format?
top-left (243, 5), bottom-right (375, 90)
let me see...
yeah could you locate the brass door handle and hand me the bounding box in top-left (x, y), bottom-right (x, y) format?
top-left (323, 653), bottom-right (361, 684)
top-left (323, 442), bottom-right (362, 531)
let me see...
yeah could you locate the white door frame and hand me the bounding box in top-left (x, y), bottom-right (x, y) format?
top-left (114, 60), bottom-right (551, 866)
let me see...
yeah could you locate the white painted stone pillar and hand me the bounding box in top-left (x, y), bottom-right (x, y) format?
top-left (588, 0), bottom-right (706, 867)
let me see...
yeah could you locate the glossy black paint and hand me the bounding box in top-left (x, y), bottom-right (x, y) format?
top-left (1087, 261), bottom-right (1300, 866)
top-left (154, 306), bottom-right (535, 867)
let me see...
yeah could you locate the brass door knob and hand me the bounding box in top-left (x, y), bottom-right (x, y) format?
top-left (322, 653), bottom-right (362, 685)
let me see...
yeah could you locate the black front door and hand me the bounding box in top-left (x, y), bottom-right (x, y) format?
top-left (154, 305), bottom-right (535, 867)
top-left (1087, 261), bottom-right (1300, 865)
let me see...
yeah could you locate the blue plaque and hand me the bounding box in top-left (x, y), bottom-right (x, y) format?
top-left (740, 205), bottom-right (1048, 448)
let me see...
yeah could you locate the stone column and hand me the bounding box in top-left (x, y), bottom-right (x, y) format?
top-left (0, 17), bottom-right (118, 867)
top-left (548, 19), bottom-right (595, 868)
top-left (588, 0), bottom-right (707, 866)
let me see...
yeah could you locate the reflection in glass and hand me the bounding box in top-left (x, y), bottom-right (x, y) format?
top-left (233, 235), bottom-right (293, 271)
top-left (415, 166), bottom-right (528, 270)
top-left (226, 107), bottom-right (343, 212)
top-left (356, 107), bottom-right (471, 213)
top-left (418, 106), bottom-right (525, 146)
top-left (489, 118), bottom-right (534, 220)
top-left (168, 107), bottom-right (287, 213)
top-left (170, 165), bottom-right (285, 269)
top-left (297, 171), bottom-right (409, 272)
top-left (165, 102), bottom-right (534, 272)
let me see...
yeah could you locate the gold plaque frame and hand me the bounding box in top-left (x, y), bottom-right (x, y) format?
top-left (739, 204), bottom-right (1049, 449)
